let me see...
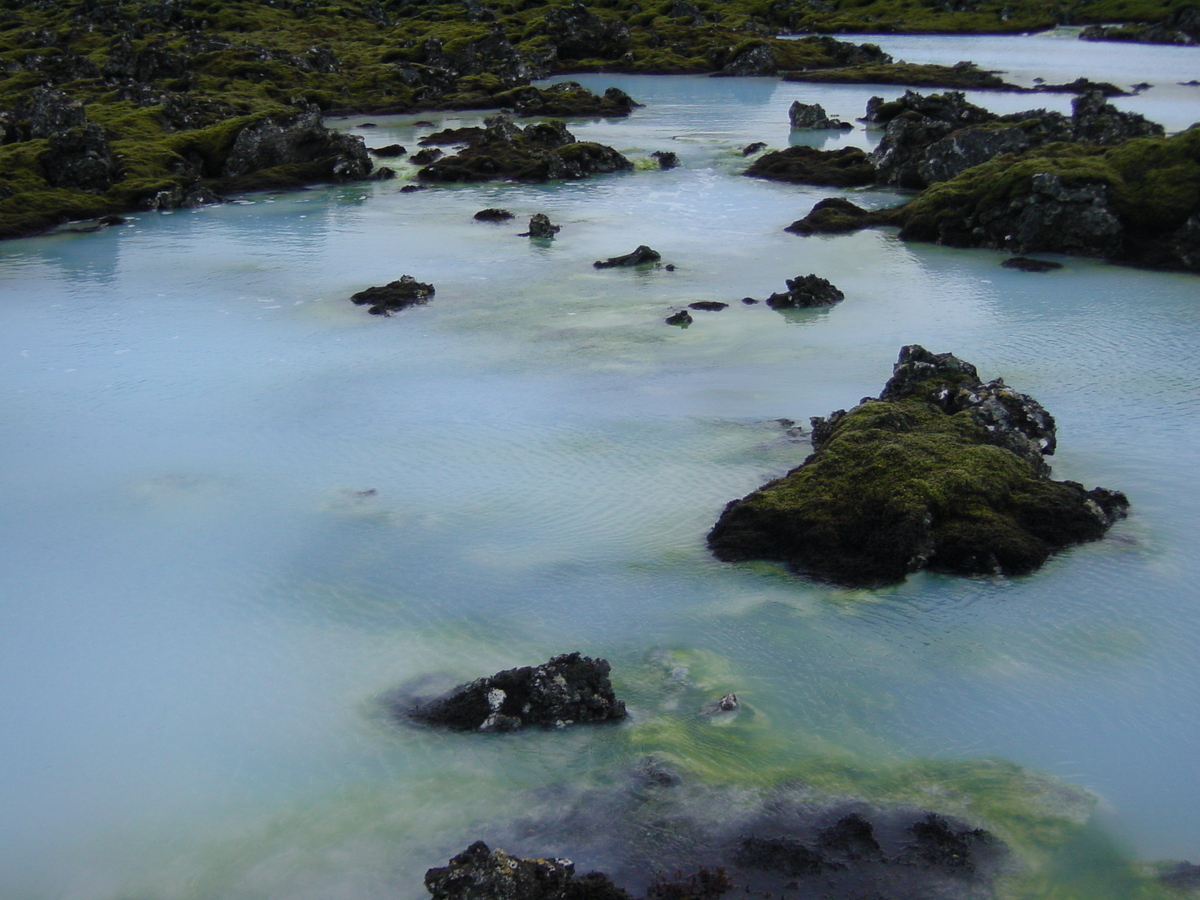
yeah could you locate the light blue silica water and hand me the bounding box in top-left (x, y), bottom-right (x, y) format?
top-left (1, 36), bottom-right (1199, 900)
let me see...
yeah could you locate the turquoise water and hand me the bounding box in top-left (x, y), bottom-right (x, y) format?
top-left (1, 41), bottom-right (1199, 900)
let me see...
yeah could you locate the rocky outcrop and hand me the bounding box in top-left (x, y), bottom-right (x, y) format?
top-left (350, 275), bottom-right (435, 316)
top-left (594, 245), bottom-right (661, 268)
top-left (494, 83), bottom-right (640, 118)
top-left (785, 197), bottom-right (889, 236)
top-left (222, 106), bottom-right (372, 182)
top-left (788, 101), bottom-right (852, 130)
top-left (406, 653), bottom-right (627, 732)
top-left (541, 1), bottom-right (631, 62)
top-left (743, 146), bottom-right (875, 187)
top-left (522, 213), bottom-right (561, 238)
top-left (707, 345), bottom-right (1128, 586)
top-left (475, 207), bottom-right (514, 222)
top-left (417, 115), bottom-right (631, 183)
top-left (1080, 5), bottom-right (1200, 45)
top-left (426, 843), bottom-right (630, 900)
top-left (764, 274), bottom-right (844, 309)
top-left (26, 90), bottom-right (122, 193)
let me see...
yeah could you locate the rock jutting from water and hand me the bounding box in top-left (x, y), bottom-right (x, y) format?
top-left (707, 345), bottom-right (1129, 587)
top-left (417, 115), bottom-right (632, 183)
top-left (521, 213), bottom-right (561, 238)
top-left (788, 101), bottom-right (852, 130)
top-left (764, 275), bottom-right (845, 309)
top-left (743, 145), bottom-right (876, 187)
top-left (594, 246), bottom-right (662, 268)
top-left (349, 275), bottom-right (436, 316)
top-left (474, 207), bottom-right (515, 222)
top-left (405, 652), bottom-right (627, 732)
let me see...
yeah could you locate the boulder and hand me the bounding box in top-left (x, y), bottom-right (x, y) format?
top-left (666, 310), bottom-right (693, 326)
top-left (522, 213), bottom-right (561, 238)
top-left (742, 142), bottom-right (767, 156)
top-left (743, 146), bottom-right (875, 187)
top-left (765, 274), bottom-right (844, 309)
top-left (475, 207), bottom-right (515, 222)
top-left (350, 275), bottom-right (435, 316)
top-left (707, 345), bottom-right (1128, 586)
top-left (407, 652), bottom-right (627, 732)
top-left (542, 1), bottom-right (631, 61)
top-left (651, 150), bottom-right (680, 169)
top-left (1069, 90), bottom-right (1164, 144)
top-left (785, 197), bottom-right (882, 236)
top-left (417, 115), bottom-right (632, 183)
top-left (788, 101), bottom-right (852, 130)
top-left (371, 144), bottom-right (406, 157)
top-left (688, 301), bottom-right (728, 311)
top-left (594, 245), bottom-right (661, 268)
top-left (426, 842), bottom-right (631, 900)
top-left (222, 106), bottom-right (372, 182)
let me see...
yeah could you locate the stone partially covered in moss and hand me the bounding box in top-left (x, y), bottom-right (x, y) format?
top-left (785, 197), bottom-right (896, 236)
top-left (743, 146), bottom-right (875, 188)
top-left (707, 345), bottom-right (1128, 587)
top-left (417, 115), bottom-right (631, 183)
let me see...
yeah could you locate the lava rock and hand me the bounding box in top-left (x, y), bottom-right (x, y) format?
top-left (222, 105), bottom-right (372, 183)
top-left (651, 150), bottom-right (680, 169)
top-left (371, 144), bottom-right (406, 157)
top-left (411, 147), bottom-right (444, 165)
top-left (475, 208), bottom-right (515, 222)
top-left (350, 275), bottom-right (435, 316)
top-left (707, 345), bottom-right (1129, 586)
top-left (742, 142), bottom-right (767, 156)
top-left (788, 101), bottom-right (852, 130)
top-left (785, 197), bottom-right (882, 236)
top-left (1001, 256), bottom-right (1064, 272)
top-left (688, 301), bottom-right (728, 311)
top-left (743, 146), bottom-right (875, 187)
top-left (407, 652), bottom-right (626, 732)
top-left (541, 1), bottom-right (631, 61)
top-left (765, 274), bottom-right (844, 309)
top-left (594, 245), bottom-right (661, 268)
top-left (425, 842), bottom-right (629, 900)
top-left (666, 310), bottom-right (693, 326)
top-left (521, 213), bottom-right (561, 238)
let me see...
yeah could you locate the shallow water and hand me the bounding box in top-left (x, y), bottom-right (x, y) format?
top-left (2, 36), bottom-right (1200, 900)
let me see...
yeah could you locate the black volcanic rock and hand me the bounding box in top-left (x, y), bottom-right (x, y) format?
top-left (765, 274), bottom-right (844, 309)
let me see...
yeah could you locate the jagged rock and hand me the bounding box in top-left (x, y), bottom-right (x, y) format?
top-left (406, 652), bottom-right (626, 732)
top-left (419, 126), bottom-right (485, 146)
top-left (371, 144), bottom-right (406, 157)
top-left (720, 42), bottom-right (780, 76)
top-left (102, 33), bottom-right (190, 83)
top-left (417, 115), bottom-right (631, 183)
top-left (501, 83), bottom-right (640, 118)
top-left (27, 88), bottom-right (87, 139)
top-left (350, 275), bottom-right (435, 316)
top-left (707, 345), bottom-right (1129, 586)
top-left (158, 93), bottom-right (235, 132)
top-left (976, 172), bottom-right (1124, 257)
top-left (1001, 256), bottom-right (1063, 272)
top-left (743, 146), bottom-right (874, 187)
top-left (426, 842), bottom-right (631, 900)
top-left (594, 245), bottom-right (661, 268)
top-left (816, 814), bottom-right (882, 860)
top-left (542, 1), bottom-right (631, 61)
top-left (474, 207), bottom-right (514, 222)
top-left (411, 147), bottom-right (444, 165)
top-left (1030, 76), bottom-right (1127, 96)
top-left (785, 197), bottom-right (880, 236)
top-left (222, 106), bottom-right (372, 182)
top-left (521, 213), bottom-right (561, 238)
top-left (788, 101), bottom-right (852, 130)
top-left (666, 310), bottom-right (693, 326)
top-left (765, 274), bottom-right (844, 309)
top-left (651, 150), bottom-right (680, 169)
top-left (1069, 90), bottom-right (1164, 144)
top-left (422, 26), bottom-right (533, 87)
top-left (40, 121), bottom-right (121, 192)
top-left (916, 124), bottom-right (1036, 185)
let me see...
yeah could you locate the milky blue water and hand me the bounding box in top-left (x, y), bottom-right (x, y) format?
top-left (1, 35), bottom-right (1199, 900)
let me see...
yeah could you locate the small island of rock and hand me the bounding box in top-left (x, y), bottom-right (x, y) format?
top-left (707, 345), bottom-right (1128, 586)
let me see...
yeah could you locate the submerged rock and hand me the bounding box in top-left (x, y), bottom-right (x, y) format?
top-left (595, 246), bottom-right (661, 268)
top-left (765, 274), bottom-right (844, 309)
top-left (475, 207), bottom-right (515, 222)
top-left (406, 652), bottom-right (626, 732)
top-left (350, 275), bottom-right (435, 316)
top-left (1001, 256), bottom-right (1064, 272)
top-left (688, 301), bottom-right (728, 311)
top-left (707, 345), bottom-right (1129, 586)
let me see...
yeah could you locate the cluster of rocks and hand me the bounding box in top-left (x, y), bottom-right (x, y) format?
top-left (1081, 5), bottom-right (1200, 45)
top-left (763, 274), bottom-right (844, 309)
top-left (403, 653), bottom-right (627, 732)
top-left (416, 115), bottom-right (632, 183)
top-left (707, 345), bottom-right (1129, 586)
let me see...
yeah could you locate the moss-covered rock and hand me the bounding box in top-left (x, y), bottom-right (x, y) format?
top-left (707, 345), bottom-right (1128, 587)
top-left (743, 146), bottom-right (875, 187)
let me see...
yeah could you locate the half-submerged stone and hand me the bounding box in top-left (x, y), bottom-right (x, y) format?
top-left (707, 345), bottom-right (1128, 587)
top-left (765, 274), bottom-right (844, 309)
top-left (407, 652), bottom-right (626, 732)
top-left (594, 245), bottom-right (661, 268)
top-left (350, 275), bottom-right (435, 316)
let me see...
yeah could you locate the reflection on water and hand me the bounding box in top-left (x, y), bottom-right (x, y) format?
top-left (1, 37), bottom-right (1199, 900)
